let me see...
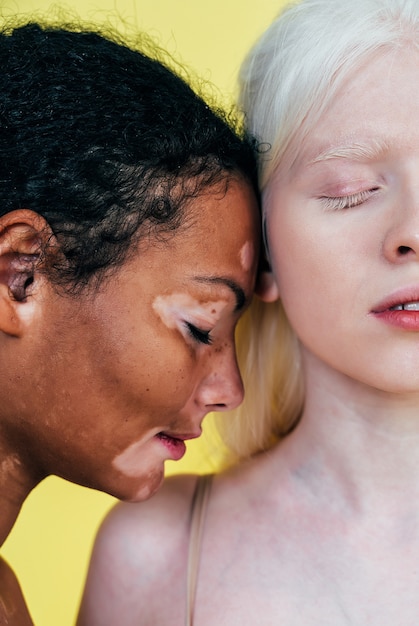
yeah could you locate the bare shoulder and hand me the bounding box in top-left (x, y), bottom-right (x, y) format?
top-left (101, 473), bottom-right (199, 544)
top-left (203, 451), bottom-right (292, 536)
top-left (210, 453), bottom-right (273, 506)
top-left (77, 474), bottom-right (201, 626)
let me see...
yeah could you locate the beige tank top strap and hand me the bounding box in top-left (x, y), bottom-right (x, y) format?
top-left (186, 474), bottom-right (213, 626)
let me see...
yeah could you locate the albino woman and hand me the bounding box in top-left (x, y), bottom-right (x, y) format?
top-left (78, 0), bottom-right (419, 624)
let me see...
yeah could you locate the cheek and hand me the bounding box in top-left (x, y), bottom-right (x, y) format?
top-left (96, 313), bottom-right (199, 406)
top-left (270, 227), bottom-right (348, 343)
top-left (111, 445), bottom-right (166, 502)
top-left (118, 354), bottom-right (198, 416)
top-left (271, 208), bottom-right (352, 300)
top-left (113, 437), bottom-right (151, 476)
top-left (111, 438), bottom-right (165, 501)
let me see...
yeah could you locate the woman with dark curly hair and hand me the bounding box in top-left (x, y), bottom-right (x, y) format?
top-left (0, 23), bottom-right (260, 625)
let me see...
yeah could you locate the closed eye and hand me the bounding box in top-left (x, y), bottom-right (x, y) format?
top-left (185, 322), bottom-right (212, 345)
top-left (321, 187), bottom-right (379, 211)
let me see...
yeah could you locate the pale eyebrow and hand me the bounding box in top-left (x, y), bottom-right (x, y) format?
top-left (193, 276), bottom-right (246, 312)
top-left (307, 138), bottom-right (391, 166)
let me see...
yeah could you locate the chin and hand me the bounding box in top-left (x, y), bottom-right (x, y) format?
top-left (115, 466), bottom-right (166, 503)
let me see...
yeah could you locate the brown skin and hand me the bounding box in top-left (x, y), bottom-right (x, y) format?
top-left (0, 180), bottom-right (260, 624)
top-left (0, 558), bottom-right (33, 626)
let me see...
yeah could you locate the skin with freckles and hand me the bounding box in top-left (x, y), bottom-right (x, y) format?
top-left (152, 293), bottom-right (229, 333)
top-left (78, 48), bottom-right (419, 626)
top-left (1, 178), bottom-right (259, 502)
top-left (0, 178), bottom-right (259, 625)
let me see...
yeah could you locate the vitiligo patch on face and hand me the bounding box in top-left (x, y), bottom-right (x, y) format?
top-left (239, 241), bottom-right (255, 272)
top-left (112, 438), bottom-right (148, 477)
top-left (112, 441), bottom-right (164, 501)
top-left (152, 292), bottom-right (228, 329)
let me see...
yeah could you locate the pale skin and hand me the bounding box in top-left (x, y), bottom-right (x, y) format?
top-left (0, 179), bottom-right (259, 625)
top-left (78, 49), bottom-right (419, 626)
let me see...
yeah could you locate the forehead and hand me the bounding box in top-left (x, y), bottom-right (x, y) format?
top-left (131, 177), bottom-right (260, 288)
top-left (180, 178), bottom-right (259, 243)
top-left (296, 48), bottom-right (419, 166)
top-left (262, 47), bottom-right (419, 211)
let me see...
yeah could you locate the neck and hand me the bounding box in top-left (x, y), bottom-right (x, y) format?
top-left (280, 354), bottom-right (419, 521)
top-left (0, 443), bottom-right (39, 546)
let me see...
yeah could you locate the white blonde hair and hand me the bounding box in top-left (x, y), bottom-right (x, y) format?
top-left (216, 0), bottom-right (419, 464)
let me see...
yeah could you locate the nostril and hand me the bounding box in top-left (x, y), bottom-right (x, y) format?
top-left (398, 245), bottom-right (412, 255)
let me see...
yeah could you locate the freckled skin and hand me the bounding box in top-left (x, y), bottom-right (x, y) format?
top-left (96, 183), bottom-right (260, 493)
top-left (0, 179), bottom-right (260, 624)
top-left (152, 293), bottom-right (229, 331)
top-left (0, 179), bottom-right (259, 504)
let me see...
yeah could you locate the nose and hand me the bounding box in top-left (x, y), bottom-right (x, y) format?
top-left (195, 346), bottom-right (244, 413)
top-left (382, 198), bottom-right (419, 264)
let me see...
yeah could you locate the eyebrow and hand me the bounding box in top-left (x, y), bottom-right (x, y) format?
top-left (193, 276), bottom-right (246, 312)
top-left (307, 138), bottom-right (391, 166)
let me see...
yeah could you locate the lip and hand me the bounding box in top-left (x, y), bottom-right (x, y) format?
top-left (371, 286), bottom-right (419, 331)
top-left (154, 429), bottom-right (202, 462)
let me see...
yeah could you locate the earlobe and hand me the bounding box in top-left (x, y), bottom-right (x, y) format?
top-left (255, 269), bottom-right (280, 303)
top-left (0, 294), bottom-right (22, 337)
top-left (0, 210), bottom-right (51, 337)
top-left (254, 244), bottom-right (280, 303)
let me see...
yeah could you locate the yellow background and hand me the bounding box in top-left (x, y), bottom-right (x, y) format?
top-left (0, 1), bottom-right (284, 624)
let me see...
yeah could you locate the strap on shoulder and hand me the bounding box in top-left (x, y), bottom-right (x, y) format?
top-left (186, 474), bottom-right (213, 626)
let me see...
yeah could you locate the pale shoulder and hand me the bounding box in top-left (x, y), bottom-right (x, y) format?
top-left (77, 474), bottom-right (201, 626)
top-left (101, 472), bottom-right (199, 543)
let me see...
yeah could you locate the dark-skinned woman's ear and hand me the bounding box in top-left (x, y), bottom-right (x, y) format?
top-left (0, 210), bottom-right (51, 336)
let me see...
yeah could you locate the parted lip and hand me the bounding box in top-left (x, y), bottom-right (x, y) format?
top-left (156, 429), bottom-right (202, 442)
top-left (371, 287), bottom-right (419, 314)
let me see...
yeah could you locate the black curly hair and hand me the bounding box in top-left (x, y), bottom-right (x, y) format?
top-left (0, 23), bottom-right (258, 293)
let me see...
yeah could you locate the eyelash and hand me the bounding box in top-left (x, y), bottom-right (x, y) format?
top-left (321, 188), bottom-right (379, 211)
top-left (185, 322), bottom-right (212, 345)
